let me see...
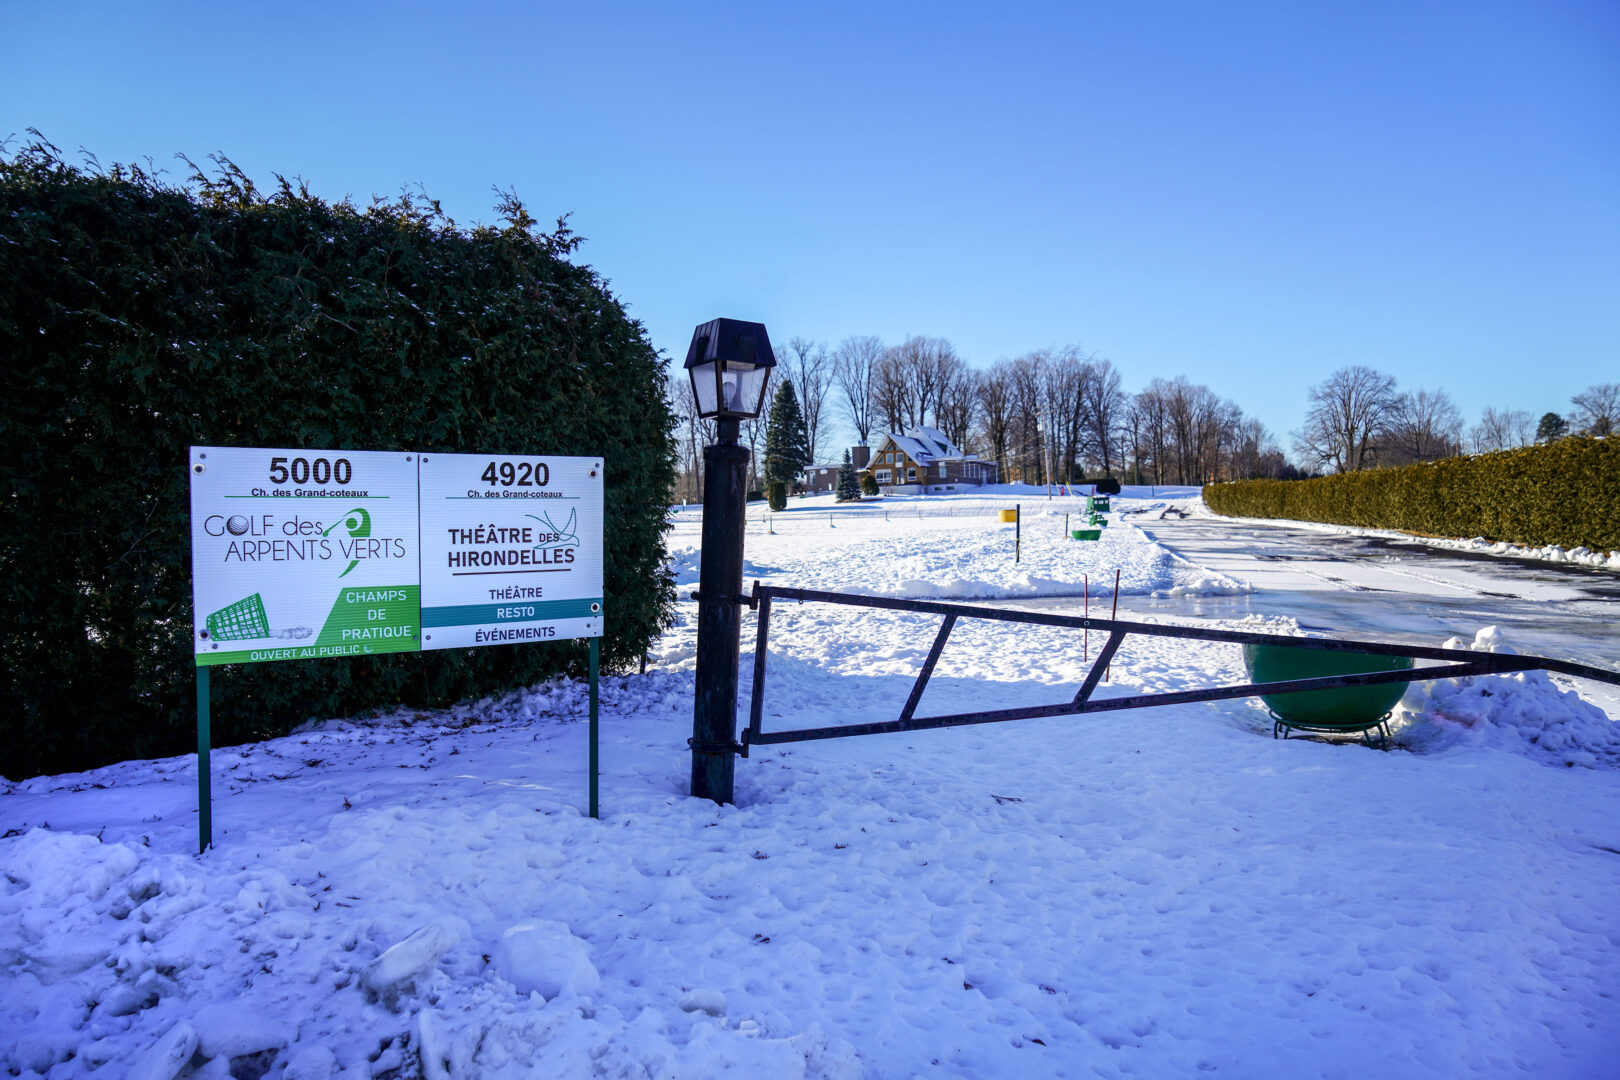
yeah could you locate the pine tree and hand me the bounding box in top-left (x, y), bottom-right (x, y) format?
top-left (836, 449), bottom-right (861, 501)
top-left (763, 379), bottom-right (810, 489)
top-left (1536, 412), bottom-right (1568, 443)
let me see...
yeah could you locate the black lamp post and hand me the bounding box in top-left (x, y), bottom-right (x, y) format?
top-left (685, 318), bottom-right (776, 804)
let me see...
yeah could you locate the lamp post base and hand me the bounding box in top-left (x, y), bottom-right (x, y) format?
top-left (691, 421), bottom-right (750, 804)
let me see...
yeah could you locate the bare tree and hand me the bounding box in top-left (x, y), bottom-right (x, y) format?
top-left (1385, 387), bottom-right (1464, 464)
top-left (831, 335), bottom-right (883, 446)
top-left (1470, 407), bottom-right (1534, 453)
top-left (912, 336), bottom-right (953, 431)
top-left (780, 337), bottom-right (832, 464)
top-left (742, 413), bottom-right (767, 492)
top-left (1123, 394), bottom-right (1147, 484)
top-left (1038, 347), bottom-right (1086, 485)
top-left (877, 335), bottom-right (963, 433)
top-left (1294, 366), bottom-right (1399, 473)
top-left (1510, 410), bottom-right (1537, 447)
top-left (1189, 385), bottom-right (1236, 482)
top-left (1134, 379), bottom-right (1174, 485)
top-left (974, 361), bottom-right (1015, 474)
top-left (936, 363), bottom-right (979, 451)
top-left (1571, 382), bottom-right (1620, 435)
top-left (1164, 377), bottom-right (1220, 482)
top-left (767, 323), bottom-right (1331, 486)
top-left (1080, 357), bottom-right (1127, 478)
top-left (1229, 417), bottom-right (1277, 480)
top-left (1008, 352), bottom-right (1047, 483)
top-left (666, 373), bottom-right (714, 502)
top-left (872, 345), bottom-right (916, 434)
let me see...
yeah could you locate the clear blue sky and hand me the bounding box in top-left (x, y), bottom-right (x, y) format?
top-left (7, 1), bottom-right (1616, 453)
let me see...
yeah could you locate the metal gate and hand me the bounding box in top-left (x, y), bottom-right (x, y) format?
top-left (739, 583), bottom-right (1620, 753)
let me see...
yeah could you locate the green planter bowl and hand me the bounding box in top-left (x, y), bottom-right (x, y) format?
top-left (1072, 529), bottom-right (1101, 541)
top-left (1242, 643), bottom-right (1413, 730)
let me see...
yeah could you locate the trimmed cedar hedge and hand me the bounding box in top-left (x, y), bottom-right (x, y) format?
top-left (1205, 437), bottom-right (1619, 553)
top-left (0, 141), bottom-right (676, 779)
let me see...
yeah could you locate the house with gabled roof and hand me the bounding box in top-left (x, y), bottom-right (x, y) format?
top-left (857, 427), bottom-right (999, 494)
top-left (801, 461), bottom-right (843, 494)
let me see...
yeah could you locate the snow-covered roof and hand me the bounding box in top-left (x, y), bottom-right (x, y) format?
top-left (880, 427), bottom-right (974, 465)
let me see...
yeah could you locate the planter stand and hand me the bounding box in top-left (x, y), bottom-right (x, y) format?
top-left (1270, 710), bottom-right (1395, 749)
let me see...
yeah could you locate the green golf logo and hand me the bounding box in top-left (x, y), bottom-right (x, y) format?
top-left (206, 593), bottom-right (270, 641)
top-left (202, 593), bottom-right (312, 642)
top-left (323, 507), bottom-right (371, 578)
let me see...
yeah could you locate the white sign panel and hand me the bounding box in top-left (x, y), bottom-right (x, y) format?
top-left (189, 447), bottom-right (420, 666)
top-left (418, 453), bottom-right (604, 650)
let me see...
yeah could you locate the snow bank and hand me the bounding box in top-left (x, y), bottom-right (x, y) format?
top-left (1399, 627), bottom-right (1620, 768)
top-left (1431, 537), bottom-right (1620, 570)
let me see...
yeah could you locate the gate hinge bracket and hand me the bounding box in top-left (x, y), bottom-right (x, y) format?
top-left (687, 736), bottom-right (747, 758)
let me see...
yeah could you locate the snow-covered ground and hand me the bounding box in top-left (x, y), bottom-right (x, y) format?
top-left (5, 487), bottom-right (1619, 1079)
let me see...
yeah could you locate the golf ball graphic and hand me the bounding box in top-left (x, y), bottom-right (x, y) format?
top-left (226, 516), bottom-right (251, 535)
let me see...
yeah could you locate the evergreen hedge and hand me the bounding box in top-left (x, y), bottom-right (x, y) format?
top-left (1204, 437), bottom-right (1619, 553)
top-left (0, 141), bottom-right (676, 779)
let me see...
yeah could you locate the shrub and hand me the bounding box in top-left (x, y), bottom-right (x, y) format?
top-left (861, 473), bottom-right (879, 497)
top-left (767, 481), bottom-right (788, 511)
top-left (0, 141), bottom-right (676, 778)
top-left (1204, 438), bottom-right (1618, 552)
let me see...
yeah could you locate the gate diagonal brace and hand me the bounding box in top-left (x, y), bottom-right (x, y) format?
top-left (900, 614), bottom-right (957, 724)
top-left (738, 585), bottom-right (1620, 750)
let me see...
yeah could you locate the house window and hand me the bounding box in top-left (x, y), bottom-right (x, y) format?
top-left (907, 468), bottom-right (916, 482)
top-left (938, 462), bottom-right (947, 477)
top-left (875, 469), bottom-right (891, 483)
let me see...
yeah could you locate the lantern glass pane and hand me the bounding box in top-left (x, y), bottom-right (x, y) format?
top-left (690, 361), bottom-right (720, 416)
top-left (727, 363), bottom-right (768, 417)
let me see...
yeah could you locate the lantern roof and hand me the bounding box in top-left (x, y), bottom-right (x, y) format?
top-left (683, 318), bottom-right (776, 373)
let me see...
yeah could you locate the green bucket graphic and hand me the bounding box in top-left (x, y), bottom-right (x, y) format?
top-left (206, 593), bottom-right (270, 640)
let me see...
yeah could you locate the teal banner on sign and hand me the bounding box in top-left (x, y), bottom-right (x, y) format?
top-left (420, 598), bottom-right (603, 627)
